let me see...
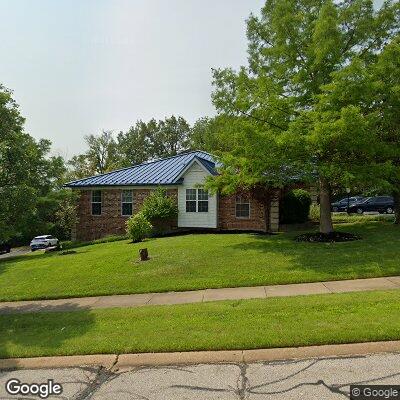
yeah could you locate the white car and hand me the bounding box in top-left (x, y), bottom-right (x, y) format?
top-left (30, 235), bottom-right (59, 251)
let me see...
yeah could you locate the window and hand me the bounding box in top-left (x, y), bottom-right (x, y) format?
top-left (236, 195), bottom-right (250, 218)
top-left (186, 188), bottom-right (209, 213)
top-left (186, 189), bottom-right (197, 212)
top-left (197, 189), bottom-right (209, 212)
top-left (91, 190), bottom-right (102, 215)
top-left (121, 190), bottom-right (133, 216)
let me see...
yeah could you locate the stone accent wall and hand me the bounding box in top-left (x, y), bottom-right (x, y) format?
top-left (74, 188), bottom-right (178, 242)
top-left (308, 185), bottom-right (319, 204)
top-left (218, 192), bottom-right (268, 232)
top-left (269, 189), bottom-right (280, 232)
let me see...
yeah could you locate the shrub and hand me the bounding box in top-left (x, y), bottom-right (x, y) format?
top-left (309, 204), bottom-right (320, 221)
top-left (280, 189), bottom-right (312, 224)
top-left (141, 187), bottom-right (178, 233)
top-left (126, 212), bottom-right (153, 242)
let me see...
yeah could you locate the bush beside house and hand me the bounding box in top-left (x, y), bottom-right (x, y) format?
top-left (126, 212), bottom-right (153, 243)
top-left (141, 187), bottom-right (178, 234)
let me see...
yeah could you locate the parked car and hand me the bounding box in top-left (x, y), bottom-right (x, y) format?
top-left (30, 235), bottom-right (59, 251)
top-left (0, 241), bottom-right (11, 254)
top-left (347, 196), bottom-right (394, 215)
top-left (331, 196), bottom-right (365, 212)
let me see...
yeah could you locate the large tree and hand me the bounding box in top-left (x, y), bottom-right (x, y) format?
top-left (84, 130), bottom-right (119, 174)
top-left (211, 0), bottom-right (399, 233)
top-left (155, 116), bottom-right (190, 158)
top-left (189, 115), bottom-right (241, 153)
top-left (316, 35), bottom-right (400, 223)
top-left (117, 116), bottom-right (191, 166)
top-left (0, 85), bottom-right (66, 241)
top-left (67, 130), bottom-right (120, 179)
top-left (117, 119), bottom-right (158, 166)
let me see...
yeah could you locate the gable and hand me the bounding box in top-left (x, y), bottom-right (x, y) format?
top-left (180, 160), bottom-right (211, 187)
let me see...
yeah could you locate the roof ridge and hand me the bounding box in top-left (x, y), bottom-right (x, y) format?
top-left (137, 150), bottom-right (213, 167)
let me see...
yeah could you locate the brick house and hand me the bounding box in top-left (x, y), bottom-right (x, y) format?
top-left (66, 151), bottom-right (280, 241)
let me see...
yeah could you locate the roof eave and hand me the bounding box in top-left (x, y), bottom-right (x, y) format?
top-left (65, 182), bottom-right (183, 189)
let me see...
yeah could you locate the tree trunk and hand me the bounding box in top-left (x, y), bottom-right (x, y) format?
top-left (394, 190), bottom-right (400, 225)
top-left (319, 178), bottom-right (334, 234)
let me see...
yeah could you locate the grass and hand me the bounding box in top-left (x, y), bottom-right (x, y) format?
top-left (61, 234), bottom-right (128, 250)
top-left (332, 213), bottom-right (395, 224)
top-left (0, 221), bottom-right (399, 302)
top-left (1, 290), bottom-right (399, 358)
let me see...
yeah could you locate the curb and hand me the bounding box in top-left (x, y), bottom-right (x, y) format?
top-left (1, 341), bottom-right (400, 371)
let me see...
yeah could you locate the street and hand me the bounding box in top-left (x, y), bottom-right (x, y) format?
top-left (0, 352), bottom-right (399, 399)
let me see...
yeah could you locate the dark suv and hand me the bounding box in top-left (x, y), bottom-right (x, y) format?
top-left (331, 196), bottom-right (364, 212)
top-left (347, 196), bottom-right (394, 214)
top-left (0, 241), bottom-right (11, 254)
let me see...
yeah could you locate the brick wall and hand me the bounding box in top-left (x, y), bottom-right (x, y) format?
top-left (75, 188), bottom-right (178, 242)
top-left (218, 192), bottom-right (268, 232)
top-left (74, 187), bottom-right (279, 241)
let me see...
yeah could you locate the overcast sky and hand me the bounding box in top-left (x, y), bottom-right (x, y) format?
top-left (0, 0), bottom-right (384, 158)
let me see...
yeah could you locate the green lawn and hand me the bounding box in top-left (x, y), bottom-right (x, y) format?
top-left (0, 221), bottom-right (399, 302)
top-left (1, 290), bottom-right (399, 358)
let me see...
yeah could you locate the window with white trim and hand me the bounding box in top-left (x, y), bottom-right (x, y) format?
top-left (186, 189), bottom-right (197, 212)
top-left (235, 195), bottom-right (250, 218)
top-left (121, 190), bottom-right (133, 216)
top-left (91, 190), bottom-right (102, 215)
top-left (197, 189), bottom-right (209, 212)
top-left (186, 188), bottom-right (209, 213)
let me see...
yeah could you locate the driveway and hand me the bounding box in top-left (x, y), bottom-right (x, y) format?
top-left (0, 247), bottom-right (30, 261)
top-left (0, 352), bottom-right (399, 399)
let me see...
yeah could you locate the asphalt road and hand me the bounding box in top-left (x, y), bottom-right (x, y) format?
top-left (0, 353), bottom-right (399, 399)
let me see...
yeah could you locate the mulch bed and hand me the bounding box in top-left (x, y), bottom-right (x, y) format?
top-left (295, 231), bottom-right (361, 243)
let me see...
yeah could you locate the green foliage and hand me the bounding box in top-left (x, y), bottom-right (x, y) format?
top-left (309, 204), bottom-right (320, 222)
top-left (50, 189), bottom-right (78, 240)
top-left (0, 84), bottom-right (67, 242)
top-left (126, 212), bottom-right (153, 243)
top-left (188, 115), bottom-right (237, 154)
top-left (117, 116), bottom-right (191, 168)
top-left (67, 131), bottom-right (120, 180)
top-left (156, 115), bottom-right (190, 159)
top-left (117, 119), bottom-right (157, 166)
top-left (281, 189), bottom-right (311, 224)
top-left (141, 187), bottom-right (178, 223)
top-left (317, 35), bottom-right (400, 221)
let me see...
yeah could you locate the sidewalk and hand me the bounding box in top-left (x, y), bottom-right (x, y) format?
top-left (1, 276), bottom-right (399, 315)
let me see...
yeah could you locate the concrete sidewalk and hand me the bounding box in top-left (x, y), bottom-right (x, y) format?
top-left (1, 276), bottom-right (399, 315)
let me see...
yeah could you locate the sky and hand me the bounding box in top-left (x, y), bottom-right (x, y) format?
top-left (0, 0), bottom-right (384, 158)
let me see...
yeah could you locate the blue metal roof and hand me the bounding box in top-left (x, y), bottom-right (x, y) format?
top-left (65, 151), bottom-right (218, 187)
